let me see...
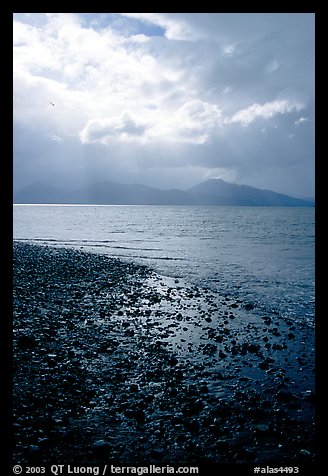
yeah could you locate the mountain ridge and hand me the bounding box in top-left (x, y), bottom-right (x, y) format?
top-left (13, 179), bottom-right (314, 207)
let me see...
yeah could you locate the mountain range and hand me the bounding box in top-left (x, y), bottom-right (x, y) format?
top-left (13, 179), bottom-right (314, 207)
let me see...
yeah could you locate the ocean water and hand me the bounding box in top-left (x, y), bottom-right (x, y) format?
top-left (13, 205), bottom-right (315, 325)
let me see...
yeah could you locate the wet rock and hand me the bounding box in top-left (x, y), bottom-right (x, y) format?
top-left (37, 438), bottom-right (50, 449)
top-left (94, 440), bottom-right (107, 448)
top-left (185, 419), bottom-right (200, 432)
top-left (125, 408), bottom-right (145, 423)
top-left (213, 403), bottom-right (233, 418)
top-left (247, 343), bottom-right (261, 353)
top-left (93, 440), bottom-right (111, 452)
top-left (262, 317), bottom-right (272, 325)
top-left (214, 335), bottom-right (223, 343)
top-left (202, 343), bottom-right (217, 355)
top-left (259, 361), bottom-right (270, 370)
top-left (45, 356), bottom-right (57, 367)
top-left (28, 445), bottom-right (41, 454)
top-left (238, 447), bottom-right (257, 461)
top-left (255, 424), bottom-right (273, 435)
top-left (13, 242), bottom-right (315, 465)
top-left (168, 355), bottom-right (178, 366)
top-left (303, 390), bottom-right (315, 403)
top-left (276, 390), bottom-right (297, 403)
top-left (243, 303), bottom-right (255, 311)
top-left (272, 342), bottom-right (283, 350)
top-left (182, 398), bottom-right (204, 416)
top-left (199, 384), bottom-right (209, 393)
top-left (148, 449), bottom-right (165, 459)
top-left (299, 449), bottom-right (311, 459)
top-left (17, 334), bottom-right (37, 349)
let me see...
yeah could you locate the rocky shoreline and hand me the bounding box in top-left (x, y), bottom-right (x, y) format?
top-left (13, 241), bottom-right (315, 467)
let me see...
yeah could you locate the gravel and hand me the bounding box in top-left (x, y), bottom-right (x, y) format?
top-left (13, 241), bottom-right (315, 466)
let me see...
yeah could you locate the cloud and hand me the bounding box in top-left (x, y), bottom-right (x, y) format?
top-left (294, 116), bottom-right (309, 126)
top-left (13, 13), bottom-right (315, 198)
top-left (49, 133), bottom-right (64, 143)
top-left (226, 99), bottom-right (305, 127)
top-left (265, 60), bottom-right (279, 73)
top-left (150, 99), bottom-right (222, 144)
top-left (79, 96), bottom-right (304, 146)
top-left (118, 13), bottom-right (192, 40)
top-left (222, 44), bottom-right (236, 56)
top-left (79, 99), bottom-right (222, 145)
top-left (79, 111), bottom-right (151, 144)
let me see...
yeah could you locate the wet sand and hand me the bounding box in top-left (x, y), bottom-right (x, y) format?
top-left (13, 241), bottom-right (315, 467)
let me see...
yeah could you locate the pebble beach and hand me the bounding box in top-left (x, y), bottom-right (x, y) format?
top-left (13, 241), bottom-right (315, 467)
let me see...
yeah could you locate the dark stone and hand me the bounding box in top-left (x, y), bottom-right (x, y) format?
top-left (272, 343), bottom-right (283, 350)
top-left (276, 390), bottom-right (297, 402)
top-left (255, 424), bottom-right (275, 436)
top-left (259, 361), bottom-right (270, 370)
top-left (18, 334), bottom-right (37, 349)
top-left (263, 317), bottom-right (272, 325)
top-left (202, 343), bottom-right (217, 355)
top-left (168, 356), bottom-right (178, 366)
top-left (182, 398), bottom-right (204, 416)
top-left (28, 445), bottom-right (41, 454)
top-left (214, 335), bottom-right (223, 343)
top-left (207, 329), bottom-right (216, 338)
top-left (37, 438), bottom-right (50, 448)
top-left (299, 449), bottom-right (312, 461)
top-left (247, 343), bottom-right (260, 353)
top-left (199, 384), bottom-right (209, 393)
top-left (148, 449), bottom-right (165, 459)
top-left (125, 408), bottom-right (145, 423)
top-left (184, 418), bottom-right (200, 432)
top-left (93, 440), bottom-right (111, 451)
top-left (303, 390), bottom-right (315, 403)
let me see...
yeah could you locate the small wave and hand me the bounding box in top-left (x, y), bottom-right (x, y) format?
top-left (112, 253), bottom-right (186, 261)
top-left (109, 245), bottom-right (165, 252)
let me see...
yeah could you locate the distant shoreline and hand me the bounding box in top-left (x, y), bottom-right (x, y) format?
top-left (13, 202), bottom-right (315, 207)
top-left (13, 179), bottom-right (315, 207)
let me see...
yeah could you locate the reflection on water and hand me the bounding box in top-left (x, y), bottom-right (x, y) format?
top-left (13, 205), bottom-right (315, 324)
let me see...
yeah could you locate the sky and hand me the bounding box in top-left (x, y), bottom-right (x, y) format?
top-left (13, 13), bottom-right (315, 198)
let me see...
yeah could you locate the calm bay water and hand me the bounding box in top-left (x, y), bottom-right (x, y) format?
top-left (13, 205), bottom-right (315, 325)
